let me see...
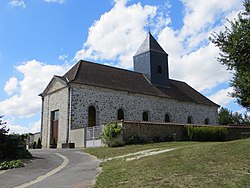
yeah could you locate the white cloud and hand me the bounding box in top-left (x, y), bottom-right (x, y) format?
top-left (44, 0), bottom-right (64, 4)
top-left (9, 0), bottom-right (26, 8)
top-left (8, 124), bottom-right (29, 134)
top-left (209, 87), bottom-right (234, 106)
top-left (74, 0), bottom-right (157, 68)
top-left (58, 54), bottom-right (68, 61)
top-left (4, 77), bottom-right (18, 95)
top-left (0, 60), bottom-right (70, 118)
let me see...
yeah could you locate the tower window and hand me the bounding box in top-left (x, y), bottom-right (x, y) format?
top-left (157, 66), bottom-right (162, 73)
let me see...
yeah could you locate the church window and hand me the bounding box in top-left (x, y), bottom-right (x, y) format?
top-left (88, 106), bottom-right (96, 127)
top-left (51, 110), bottom-right (59, 121)
top-left (143, 111), bottom-right (149, 121)
top-left (204, 118), bottom-right (210, 125)
top-left (157, 65), bottom-right (163, 73)
top-left (165, 114), bottom-right (170, 123)
top-left (117, 109), bottom-right (124, 120)
top-left (187, 116), bottom-right (192, 124)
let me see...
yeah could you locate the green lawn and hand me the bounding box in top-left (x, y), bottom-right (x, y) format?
top-left (85, 139), bottom-right (250, 188)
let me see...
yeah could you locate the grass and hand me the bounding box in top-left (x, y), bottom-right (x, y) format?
top-left (85, 139), bottom-right (250, 188)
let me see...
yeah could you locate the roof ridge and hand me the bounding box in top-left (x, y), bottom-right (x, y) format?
top-left (80, 60), bottom-right (143, 75)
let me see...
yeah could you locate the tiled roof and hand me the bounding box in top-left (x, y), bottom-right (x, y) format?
top-left (62, 60), bottom-right (219, 107)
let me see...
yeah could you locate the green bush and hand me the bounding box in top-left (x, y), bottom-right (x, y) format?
top-left (37, 137), bottom-right (42, 149)
top-left (0, 160), bottom-right (24, 170)
top-left (101, 122), bottom-right (124, 147)
top-left (184, 125), bottom-right (228, 141)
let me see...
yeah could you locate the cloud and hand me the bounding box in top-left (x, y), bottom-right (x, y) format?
top-left (9, 0), bottom-right (26, 8)
top-left (6, 120), bottom-right (41, 134)
top-left (44, 0), bottom-right (64, 4)
top-left (0, 60), bottom-right (70, 118)
top-left (4, 77), bottom-right (18, 95)
top-left (74, 0), bottom-right (157, 68)
top-left (58, 54), bottom-right (68, 61)
top-left (209, 87), bottom-right (234, 106)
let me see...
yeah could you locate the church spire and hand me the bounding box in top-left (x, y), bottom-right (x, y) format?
top-left (134, 32), bottom-right (167, 56)
top-left (133, 32), bottom-right (170, 88)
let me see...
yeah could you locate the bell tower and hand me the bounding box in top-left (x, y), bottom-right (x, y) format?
top-left (133, 32), bottom-right (170, 88)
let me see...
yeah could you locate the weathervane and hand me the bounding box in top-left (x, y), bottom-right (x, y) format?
top-left (146, 16), bottom-right (151, 32)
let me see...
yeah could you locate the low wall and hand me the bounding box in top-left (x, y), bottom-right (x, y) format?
top-left (69, 128), bottom-right (85, 148)
top-left (119, 121), bottom-right (250, 143)
top-left (121, 121), bottom-right (185, 143)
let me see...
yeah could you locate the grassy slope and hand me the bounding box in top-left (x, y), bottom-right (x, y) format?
top-left (85, 139), bottom-right (250, 188)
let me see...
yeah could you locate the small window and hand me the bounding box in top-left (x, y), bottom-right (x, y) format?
top-left (88, 106), bottom-right (96, 127)
top-left (157, 65), bottom-right (163, 73)
top-left (51, 110), bottom-right (59, 121)
top-left (165, 114), bottom-right (170, 123)
top-left (117, 109), bottom-right (124, 120)
top-left (143, 112), bottom-right (148, 121)
top-left (187, 116), bottom-right (192, 124)
top-left (204, 118), bottom-right (210, 125)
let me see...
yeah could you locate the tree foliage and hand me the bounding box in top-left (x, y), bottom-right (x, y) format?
top-left (218, 107), bottom-right (250, 125)
top-left (0, 115), bottom-right (8, 135)
top-left (210, 0), bottom-right (250, 110)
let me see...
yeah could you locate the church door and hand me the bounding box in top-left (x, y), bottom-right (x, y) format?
top-left (51, 110), bottom-right (59, 144)
top-left (88, 106), bottom-right (96, 127)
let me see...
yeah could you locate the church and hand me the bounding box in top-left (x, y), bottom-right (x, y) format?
top-left (40, 33), bottom-right (219, 148)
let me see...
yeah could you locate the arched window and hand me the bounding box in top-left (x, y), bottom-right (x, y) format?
top-left (88, 106), bottom-right (96, 127)
top-left (117, 109), bottom-right (124, 120)
top-left (187, 116), bottom-right (192, 124)
top-left (165, 114), bottom-right (170, 123)
top-left (143, 111), bottom-right (149, 121)
top-left (204, 118), bottom-right (210, 125)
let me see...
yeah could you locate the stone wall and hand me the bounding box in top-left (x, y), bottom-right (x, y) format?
top-left (121, 121), bottom-right (184, 143)
top-left (120, 121), bottom-right (250, 143)
top-left (41, 78), bottom-right (69, 148)
top-left (70, 84), bottom-right (218, 129)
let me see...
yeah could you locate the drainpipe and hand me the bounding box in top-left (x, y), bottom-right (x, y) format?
top-left (66, 86), bottom-right (71, 143)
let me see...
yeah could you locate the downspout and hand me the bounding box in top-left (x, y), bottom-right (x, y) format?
top-left (40, 96), bottom-right (44, 145)
top-left (66, 85), bottom-right (71, 143)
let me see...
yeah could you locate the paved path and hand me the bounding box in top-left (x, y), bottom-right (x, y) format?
top-left (0, 149), bottom-right (100, 188)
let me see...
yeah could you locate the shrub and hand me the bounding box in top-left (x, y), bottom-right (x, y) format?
top-left (33, 141), bottom-right (37, 149)
top-left (184, 125), bottom-right (228, 141)
top-left (101, 122), bottom-right (124, 147)
top-left (37, 137), bottom-right (42, 149)
top-left (0, 160), bottom-right (24, 170)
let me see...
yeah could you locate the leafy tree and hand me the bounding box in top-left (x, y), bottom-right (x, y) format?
top-left (0, 115), bottom-right (8, 135)
top-left (218, 107), bottom-right (250, 125)
top-left (210, 0), bottom-right (250, 110)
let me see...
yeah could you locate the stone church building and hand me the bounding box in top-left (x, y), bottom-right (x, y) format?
top-left (40, 33), bottom-right (219, 148)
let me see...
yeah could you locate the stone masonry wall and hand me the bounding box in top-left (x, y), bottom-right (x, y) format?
top-left (70, 84), bottom-right (218, 129)
top-left (42, 79), bottom-right (69, 148)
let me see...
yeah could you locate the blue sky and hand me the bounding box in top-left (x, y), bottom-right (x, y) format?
top-left (0, 0), bottom-right (245, 133)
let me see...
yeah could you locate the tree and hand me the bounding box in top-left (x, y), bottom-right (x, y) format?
top-left (0, 115), bottom-right (8, 135)
top-left (210, 0), bottom-right (250, 110)
top-left (218, 107), bottom-right (250, 125)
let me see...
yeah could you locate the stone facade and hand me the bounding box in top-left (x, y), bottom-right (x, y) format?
top-left (41, 78), bottom-right (69, 148)
top-left (70, 83), bottom-right (218, 129)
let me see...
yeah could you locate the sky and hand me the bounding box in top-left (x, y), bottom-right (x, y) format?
top-left (0, 0), bottom-right (245, 134)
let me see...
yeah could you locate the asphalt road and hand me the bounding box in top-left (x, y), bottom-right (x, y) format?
top-left (0, 149), bottom-right (100, 188)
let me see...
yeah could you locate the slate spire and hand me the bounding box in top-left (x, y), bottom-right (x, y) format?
top-left (134, 32), bottom-right (167, 56)
top-left (133, 32), bottom-right (170, 88)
